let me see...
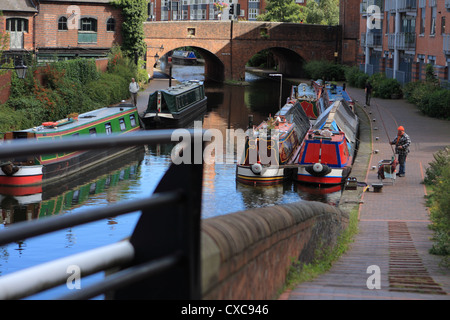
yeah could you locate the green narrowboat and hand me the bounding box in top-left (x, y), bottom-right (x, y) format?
top-left (141, 80), bottom-right (207, 128)
top-left (0, 104), bottom-right (142, 187)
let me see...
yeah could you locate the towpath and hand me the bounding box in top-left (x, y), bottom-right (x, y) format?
top-left (281, 86), bottom-right (450, 300)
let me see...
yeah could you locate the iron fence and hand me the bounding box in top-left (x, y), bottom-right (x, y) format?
top-left (0, 130), bottom-right (204, 300)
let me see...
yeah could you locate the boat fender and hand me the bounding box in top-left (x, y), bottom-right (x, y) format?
top-left (251, 162), bottom-right (263, 175)
top-left (1, 162), bottom-right (19, 176)
top-left (305, 163), bottom-right (332, 177)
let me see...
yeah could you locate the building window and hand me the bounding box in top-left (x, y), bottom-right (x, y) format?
top-left (80, 17), bottom-right (97, 32)
top-left (6, 18), bottom-right (28, 32)
top-left (430, 6), bottom-right (436, 35)
top-left (106, 18), bottom-right (115, 32)
top-left (249, 8), bottom-right (259, 20)
top-left (58, 16), bottom-right (68, 30)
top-left (441, 17), bottom-right (446, 35)
top-left (420, 8), bottom-right (425, 35)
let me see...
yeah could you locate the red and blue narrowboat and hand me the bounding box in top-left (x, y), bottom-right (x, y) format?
top-left (295, 100), bottom-right (359, 185)
top-left (289, 80), bottom-right (326, 121)
top-left (236, 101), bottom-right (311, 186)
top-left (0, 104), bottom-right (142, 187)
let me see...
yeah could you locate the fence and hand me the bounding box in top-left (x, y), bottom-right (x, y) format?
top-left (0, 130), bottom-right (204, 300)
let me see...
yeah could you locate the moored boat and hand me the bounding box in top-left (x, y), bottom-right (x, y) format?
top-left (295, 99), bottom-right (359, 185)
top-left (236, 101), bottom-right (311, 186)
top-left (141, 80), bottom-right (207, 129)
top-left (289, 80), bottom-right (326, 121)
top-left (0, 104), bottom-right (142, 187)
top-left (171, 50), bottom-right (198, 65)
top-left (324, 82), bottom-right (355, 111)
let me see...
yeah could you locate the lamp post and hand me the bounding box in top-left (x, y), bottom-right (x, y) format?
top-left (0, 59), bottom-right (28, 79)
top-left (269, 73), bottom-right (283, 111)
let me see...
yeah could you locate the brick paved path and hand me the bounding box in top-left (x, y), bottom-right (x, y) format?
top-left (285, 87), bottom-right (450, 300)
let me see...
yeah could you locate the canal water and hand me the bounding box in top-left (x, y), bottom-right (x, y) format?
top-left (0, 65), bottom-right (342, 299)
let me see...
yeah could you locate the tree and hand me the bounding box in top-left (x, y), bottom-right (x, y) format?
top-left (257, 0), bottom-right (305, 23)
top-left (112, 0), bottom-right (147, 63)
top-left (303, 0), bottom-right (339, 25)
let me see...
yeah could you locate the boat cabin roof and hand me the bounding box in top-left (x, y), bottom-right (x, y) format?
top-left (159, 80), bottom-right (203, 96)
top-left (17, 104), bottom-right (137, 135)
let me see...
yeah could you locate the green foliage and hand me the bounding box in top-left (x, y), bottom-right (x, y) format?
top-left (303, 60), bottom-right (346, 81)
top-left (53, 59), bottom-right (100, 85)
top-left (372, 77), bottom-right (402, 99)
top-left (345, 66), bottom-right (366, 88)
top-left (0, 49), bottom-right (134, 133)
top-left (112, 0), bottom-right (147, 60)
top-left (402, 65), bottom-right (449, 120)
top-left (257, 0), bottom-right (305, 22)
top-left (424, 148), bottom-right (450, 266)
top-left (303, 0), bottom-right (339, 25)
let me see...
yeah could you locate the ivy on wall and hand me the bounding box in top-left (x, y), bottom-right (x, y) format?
top-left (112, 0), bottom-right (148, 62)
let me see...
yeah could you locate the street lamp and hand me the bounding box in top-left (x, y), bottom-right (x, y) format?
top-left (0, 59), bottom-right (28, 79)
top-left (269, 73), bottom-right (283, 111)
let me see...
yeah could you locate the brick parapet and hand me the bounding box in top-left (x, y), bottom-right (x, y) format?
top-left (201, 201), bottom-right (349, 299)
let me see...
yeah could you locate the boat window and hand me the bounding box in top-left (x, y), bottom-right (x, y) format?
top-left (105, 122), bottom-right (112, 135)
top-left (72, 133), bottom-right (79, 138)
top-left (89, 128), bottom-right (97, 137)
top-left (119, 118), bottom-right (126, 131)
top-left (129, 115), bottom-right (136, 127)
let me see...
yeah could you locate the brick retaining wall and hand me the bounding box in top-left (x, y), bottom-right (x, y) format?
top-left (201, 201), bottom-right (349, 299)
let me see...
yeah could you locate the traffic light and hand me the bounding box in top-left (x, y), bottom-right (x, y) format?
top-left (229, 4), bottom-right (234, 15)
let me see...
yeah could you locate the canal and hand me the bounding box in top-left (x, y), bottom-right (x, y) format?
top-left (0, 64), bottom-right (342, 298)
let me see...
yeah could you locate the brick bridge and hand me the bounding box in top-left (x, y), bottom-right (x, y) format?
top-left (144, 21), bottom-right (341, 82)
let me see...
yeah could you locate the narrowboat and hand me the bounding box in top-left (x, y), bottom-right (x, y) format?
top-left (141, 80), bottom-right (207, 129)
top-left (0, 104), bottom-right (142, 187)
top-left (0, 152), bottom-right (143, 224)
top-left (171, 50), bottom-right (198, 65)
top-left (324, 82), bottom-right (355, 111)
top-left (295, 100), bottom-right (359, 185)
top-left (289, 80), bottom-right (326, 121)
top-left (236, 101), bottom-right (311, 186)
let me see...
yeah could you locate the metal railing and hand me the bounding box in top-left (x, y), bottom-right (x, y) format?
top-left (361, 32), bottom-right (382, 47)
top-left (0, 130), bottom-right (204, 300)
top-left (388, 32), bottom-right (416, 50)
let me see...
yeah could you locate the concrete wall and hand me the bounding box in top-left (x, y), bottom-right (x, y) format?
top-left (201, 201), bottom-right (349, 299)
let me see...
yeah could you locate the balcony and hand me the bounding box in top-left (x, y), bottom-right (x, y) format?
top-left (386, 0), bottom-right (418, 12)
top-left (361, 32), bottom-right (383, 47)
top-left (388, 33), bottom-right (416, 50)
top-left (444, 34), bottom-right (450, 55)
top-left (360, 0), bottom-right (384, 15)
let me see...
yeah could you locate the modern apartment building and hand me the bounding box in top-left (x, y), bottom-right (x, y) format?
top-left (359, 0), bottom-right (450, 84)
top-left (147, 0), bottom-right (307, 22)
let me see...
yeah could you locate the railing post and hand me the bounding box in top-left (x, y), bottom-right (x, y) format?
top-left (112, 133), bottom-right (204, 299)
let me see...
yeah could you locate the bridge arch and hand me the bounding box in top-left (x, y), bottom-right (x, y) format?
top-left (144, 21), bottom-right (341, 82)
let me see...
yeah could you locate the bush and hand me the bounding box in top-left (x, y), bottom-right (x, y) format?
top-left (373, 78), bottom-right (402, 99)
top-left (304, 60), bottom-right (346, 81)
top-left (345, 66), bottom-right (368, 88)
top-left (419, 88), bottom-right (450, 119)
top-left (424, 148), bottom-right (450, 266)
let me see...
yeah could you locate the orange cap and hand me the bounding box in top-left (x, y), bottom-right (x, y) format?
top-left (397, 126), bottom-right (404, 131)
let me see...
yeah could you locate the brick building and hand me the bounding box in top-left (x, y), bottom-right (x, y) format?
top-left (358, 0), bottom-right (450, 84)
top-left (1, 0), bottom-right (123, 64)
